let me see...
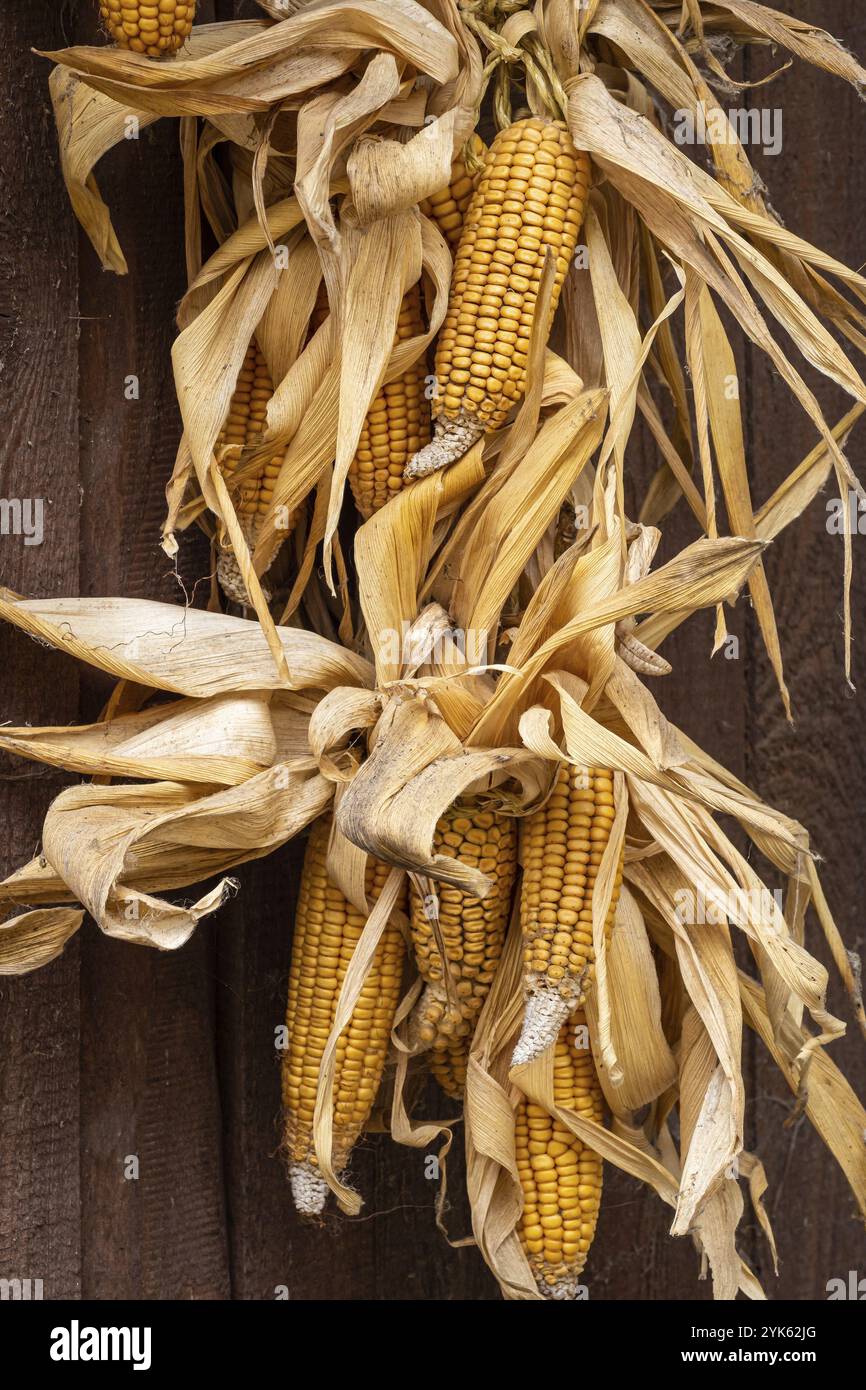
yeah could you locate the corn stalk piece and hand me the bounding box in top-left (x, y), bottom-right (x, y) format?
top-left (515, 1012), bottom-right (603, 1299)
top-left (406, 118), bottom-right (590, 480)
top-left (281, 817), bottom-right (405, 1215)
top-left (408, 801), bottom-right (517, 1098)
top-left (348, 284), bottom-right (430, 519)
top-left (512, 765), bottom-right (622, 1065)
top-left (98, 0), bottom-right (196, 57)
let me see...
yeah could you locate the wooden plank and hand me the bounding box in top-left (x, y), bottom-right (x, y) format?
top-left (741, 1), bottom-right (866, 1300)
top-left (0, 0), bottom-right (83, 1302)
top-left (70, 3), bottom-right (229, 1300)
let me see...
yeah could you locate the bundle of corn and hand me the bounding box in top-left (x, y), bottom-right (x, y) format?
top-left (98, 0), bottom-right (196, 57)
top-left (408, 800), bottom-right (517, 1098)
top-left (282, 818), bottom-right (405, 1215)
top-left (6, 0), bottom-right (863, 1304)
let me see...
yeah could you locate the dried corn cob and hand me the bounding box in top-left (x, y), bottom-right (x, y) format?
top-left (216, 338), bottom-right (294, 604)
top-left (99, 0), bottom-right (196, 56)
top-left (281, 818), bottom-right (405, 1215)
top-left (348, 284), bottom-right (430, 519)
top-left (406, 118), bottom-right (590, 480)
top-left (512, 765), bottom-right (622, 1066)
top-left (408, 802), bottom-right (517, 1099)
top-left (515, 1012), bottom-right (603, 1299)
top-left (419, 134), bottom-right (486, 247)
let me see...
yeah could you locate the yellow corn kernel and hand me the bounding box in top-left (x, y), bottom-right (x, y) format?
top-left (515, 1013), bottom-right (603, 1297)
top-left (408, 801), bottom-right (517, 1099)
top-left (512, 765), bottom-right (622, 1066)
top-left (215, 337), bottom-right (297, 604)
top-left (406, 118), bottom-right (590, 479)
top-left (419, 134), bottom-right (487, 247)
top-left (99, 0), bottom-right (195, 56)
top-left (348, 284), bottom-right (430, 519)
top-left (281, 818), bottom-right (406, 1215)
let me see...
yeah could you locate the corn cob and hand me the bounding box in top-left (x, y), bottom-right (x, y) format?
top-left (515, 1012), bottom-right (604, 1298)
top-left (99, 0), bottom-right (196, 56)
top-left (348, 284), bottom-right (430, 519)
top-left (405, 118), bottom-right (590, 480)
top-left (512, 765), bottom-right (622, 1066)
top-left (216, 338), bottom-right (294, 604)
top-left (408, 802), bottom-right (517, 1099)
top-left (419, 134), bottom-right (486, 247)
top-left (281, 818), bottom-right (405, 1215)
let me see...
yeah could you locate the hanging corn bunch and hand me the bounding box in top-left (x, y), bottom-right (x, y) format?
top-left (4, 0), bottom-right (863, 1307)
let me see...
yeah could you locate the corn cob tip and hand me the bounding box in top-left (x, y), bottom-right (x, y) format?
top-left (216, 526), bottom-right (270, 608)
top-left (403, 412), bottom-right (483, 480)
top-left (511, 988), bottom-right (573, 1067)
top-left (407, 981), bottom-right (444, 1049)
top-left (536, 1273), bottom-right (583, 1300)
top-left (289, 1161), bottom-right (330, 1217)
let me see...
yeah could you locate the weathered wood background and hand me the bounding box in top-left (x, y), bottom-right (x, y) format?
top-left (1, 0), bottom-right (864, 1300)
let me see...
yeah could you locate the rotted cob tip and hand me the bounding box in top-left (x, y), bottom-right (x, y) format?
top-left (511, 988), bottom-right (573, 1068)
top-left (289, 1162), bottom-right (330, 1218)
top-left (99, 1), bottom-right (197, 57)
top-left (403, 412), bottom-right (484, 480)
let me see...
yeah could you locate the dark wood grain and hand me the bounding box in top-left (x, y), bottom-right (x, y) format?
top-left (739, 0), bottom-right (866, 1299)
top-left (0, 0), bottom-right (84, 1303)
top-left (0, 0), bottom-right (863, 1303)
top-left (69, 0), bottom-right (230, 1302)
